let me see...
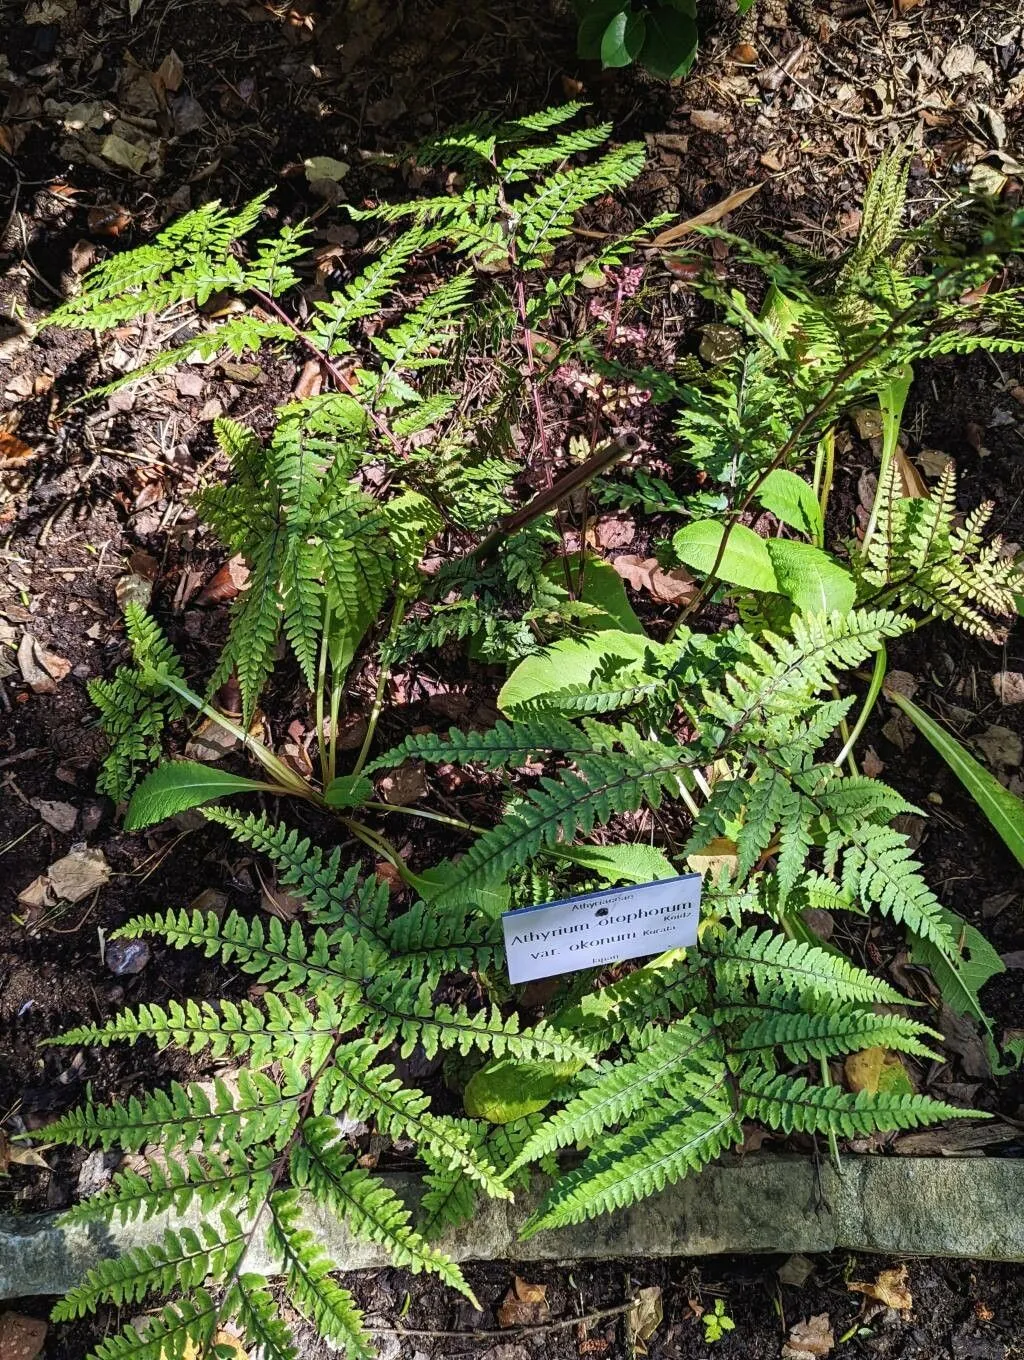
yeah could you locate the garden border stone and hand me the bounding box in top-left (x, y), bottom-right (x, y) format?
top-left (2, 1155), bottom-right (1022, 1299)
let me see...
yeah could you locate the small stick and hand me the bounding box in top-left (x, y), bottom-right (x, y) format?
top-left (472, 434), bottom-right (639, 564)
top-left (369, 1295), bottom-right (640, 1340)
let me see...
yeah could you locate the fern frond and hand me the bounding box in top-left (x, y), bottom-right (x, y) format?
top-left (293, 1118), bottom-right (473, 1295)
top-left (521, 1092), bottom-right (741, 1236)
top-left (710, 926), bottom-right (905, 1004)
top-left (46, 1072), bottom-right (301, 1154)
top-left (507, 1019), bottom-right (721, 1173)
top-left (727, 1003), bottom-right (942, 1063)
top-left (739, 1070), bottom-right (974, 1136)
top-left (266, 1191), bottom-right (374, 1358)
top-left (367, 715), bottom-right (583, 773)
top-left (52, 1211), bottom-right (246, 1319)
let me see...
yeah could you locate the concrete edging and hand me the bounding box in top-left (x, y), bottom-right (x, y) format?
top-left (2, 1155), bottom-right (1023, 1299)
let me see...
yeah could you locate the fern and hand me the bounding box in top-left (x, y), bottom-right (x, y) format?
top-left (855, 460), bottom-right (1024, 639)
top-left (44, 120), bottom-right (1020, 1360)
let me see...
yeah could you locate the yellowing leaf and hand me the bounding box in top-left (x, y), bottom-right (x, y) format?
top-left (849, 1265), bottom-right (913, 1312)
top-left (687, 837), bottom-right (739, 883)
top-left (497, 1276), bottom-right (550, 1328)
top-left (178, 1331), bottom-right (249, 1360)
top-left (843, 1047), bottom-right (914, 1097)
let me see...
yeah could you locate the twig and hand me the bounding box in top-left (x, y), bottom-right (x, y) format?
top-left (369, 1296), bottom-right (640, 1339)
top-left (472, 434), bottom-right (638, 564)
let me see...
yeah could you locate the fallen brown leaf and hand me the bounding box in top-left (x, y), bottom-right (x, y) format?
top-left (0, 1129), bottom-right (50, 1172)
top-left (87, 203), bottom-right (132, 236)
top-left (894, 447), bottom-right (928, 498)
top-left (782, 1313), bottom-right (834, 1360)
top-left (497, 1277), bottom-right (550, 1329)
top-left (185, 715), bottom-right (241, 763)
top-left (688, 109), bottom-right (731, 135)
top-left (991, 671), bottom-right (1024, 705)
top-left (378, 761), bottom-right (428, 805)
top-left (626, 1286), bottom-right (663, 1354)
top-left (30, 799), bottom-right (77, 833)
top-left (612, 554), bottom-right (696, 604)
top-left (849, 1264), bottom-right (913, 1312)
top-left (293, 358), bottom-right (323, 399)
top-left (18, 846), bottom-right (111, 910)
top-left (198, 555), bottom-right (250, 606)
top-left (651, 183), bottom-right (762, 247)
top-left (17, 634), bottom-right (71, 694)
top-left (0, 430), bottom-right (35, 468)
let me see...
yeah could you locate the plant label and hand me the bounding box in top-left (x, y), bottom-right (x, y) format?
top-left (502, 874), bottom-right (701, 984)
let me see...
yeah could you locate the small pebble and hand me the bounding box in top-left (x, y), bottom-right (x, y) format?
top-left (105, 939), bottom-right (150, 976)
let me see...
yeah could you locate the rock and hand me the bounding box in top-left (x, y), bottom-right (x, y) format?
top-left (0, 1313), bottom-right (47, 1360)
top-left (105, 939), bottom-right (151, 976)
top-left (3, 1160), bottom-right (1024, 1301)
top-left (31, 800), bottom-right (77, 833)
top-left (76, 1149), bottom-right (117, 1198)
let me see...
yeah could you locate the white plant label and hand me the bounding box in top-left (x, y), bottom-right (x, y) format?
top-left (502, 874), bottom-right (702, 984)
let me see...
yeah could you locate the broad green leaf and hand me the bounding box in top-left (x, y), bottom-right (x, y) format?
top-left (498, 630), bottom-right (654, 714)
top-left (673, 521), bottom-right (778, 593)
top-left (910, 906), bottom-right (1004, 1034)
top-left (600, 8), bottom-right (646, 66)
top-left (464, 1056), bottom-right (582, 1123)
top-left (125, 761), bottom-right (278, 830)
top-left (889, 691), bottom-right (1024, 869)
top-left (551, 842), bottom-right (676, 885)
top-left (757, 469), bottom-right (823, 541)
top-left (577, 0), bottom-right (629, 58)
top-left (765, 540), bottom-right (856, 615)
top-left (541, 552), bottom-right (644, 634)
top-left (640, 6), bottom-right (698, 79)
top-left (324, 774), bottom-right (374, 810)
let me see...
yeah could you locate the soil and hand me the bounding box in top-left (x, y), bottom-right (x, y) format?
top-left (16, 1253), bottom-right (1024, 1360)
top-left (3, 0), bottom-right (1024, 1353)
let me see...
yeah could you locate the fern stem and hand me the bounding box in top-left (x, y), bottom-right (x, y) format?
top-left (818, 1055), bottom-right (842, 1173)
top-left (352, 595), bottom-right (407, 779)
top-left (812, 430), bottom-right (833, 547)
top-left (316, 601), bottom-right (332, 789)
top-left (833, 644), bottom-right (887, 770)
top-left (364, 802), bottom-right (487, 835)
top-left (156, 671), bottom-right (314, 800)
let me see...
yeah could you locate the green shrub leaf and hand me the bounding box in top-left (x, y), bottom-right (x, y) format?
top-left (125, 762), bottom-right (280, 830)
top-left (600, 8), bottom-right (647, 67)
top-left (324, 775), bottom-right (374, 810)
top-left (766, 540), bottom-right (857, 615)
top-left (464, 1056), bottom-right (582, 1124)
top-left (673, 521), bottom-right (778, 593)
top-left (889, 691), bottom-right (1024, 869)
top-left (640, 6), bottom-right (698, 79)
top-left (498, 631), bottom-right (654, 714)
top-left (757, 469), bottom-right (823, 541)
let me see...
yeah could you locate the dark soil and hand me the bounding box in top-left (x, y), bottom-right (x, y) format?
top-left (3, 0), bottom-right (1024, 1353)
top-left (15, 1253), bottom-right (1024, 1360)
